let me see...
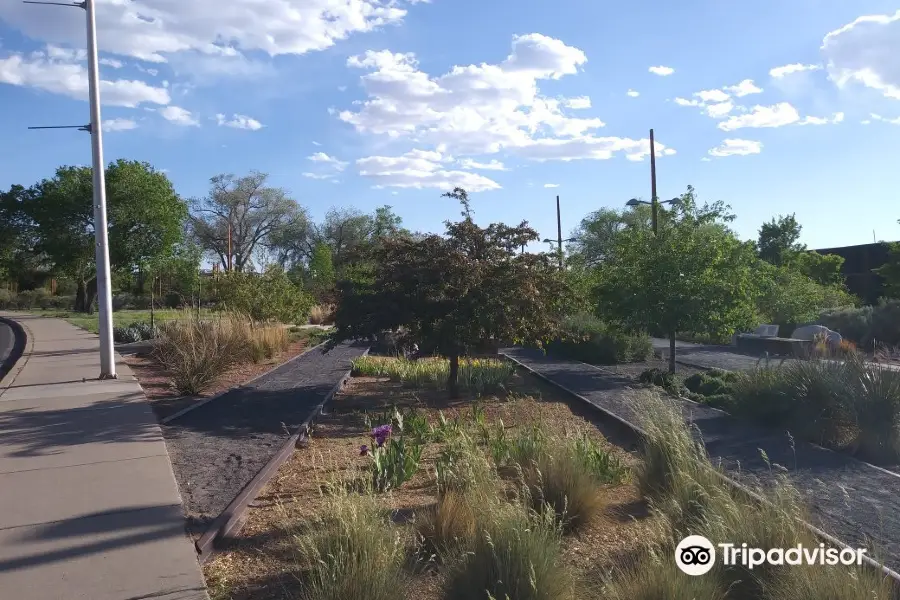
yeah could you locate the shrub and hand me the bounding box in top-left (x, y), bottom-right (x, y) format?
top-left (444, 504), bottom-right (579, 600)
top-left (415, 489), bottom-right (479, 560)
top-left (548, 313), bottom-right (653, 365)
top-left (605, 556), bottom-right (728, 600)
top-left (113, 326), bottom-right (142, 344)
top-left (0, 288), bottom-right (12, 310)
top-left (309, 303), bottom-right (335, 325)
top-left (13, 288), bottom-right (49, 310)
top-left (637, 368), bottom-right (683, 395)
top-left (298, 492), bottom-right (405, 600)
top-left (217, 265), bottom-right (313, 324)
top-left (153, 318), bottom-right (239, 394)
top-left (569, 434), bottom-right (630, 484)
top-left (520, 450), bottom-right (604, 533)
top-left (39, 294), bottom-right (75, 310)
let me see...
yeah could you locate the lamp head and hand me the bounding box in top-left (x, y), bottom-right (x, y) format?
top-left (626, 198), bottom-right (641, 207)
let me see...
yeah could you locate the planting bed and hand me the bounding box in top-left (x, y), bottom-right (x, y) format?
top-left (504, 346), bottom-right (900, 572)
top-left (202, 371), bottom-right (650, 600)
top-left (160, 341), bottom-right (368, 535)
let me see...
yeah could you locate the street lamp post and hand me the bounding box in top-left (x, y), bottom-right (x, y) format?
top-left (25, 0), bottom-right (116, 378)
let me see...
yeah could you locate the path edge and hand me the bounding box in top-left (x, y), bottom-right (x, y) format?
top-left (0, 315), bottom-right (31, 391)
top-left (501, 351), bottom-right (900, 585)
top-left (195, 346), bottom-right (370, 564)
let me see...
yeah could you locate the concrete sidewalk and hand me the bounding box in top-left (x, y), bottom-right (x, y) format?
top-left (0, 313), bottom-right (208, 600)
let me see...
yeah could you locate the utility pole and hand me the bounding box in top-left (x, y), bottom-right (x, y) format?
top-left (556, 195), bottom-right (564, 270)
top-left (650, 128), bottom-right (659, 236)
top-left (227, 222), bottom-right (232, 271)
top-left (25, 0), bottom-right (116, 378)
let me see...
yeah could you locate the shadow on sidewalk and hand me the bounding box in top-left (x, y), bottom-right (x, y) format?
top-left (0, 504), bottom-right (189, 573)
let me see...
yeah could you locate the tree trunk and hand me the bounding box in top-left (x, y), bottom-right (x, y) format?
top-left (74, 280), bottom-right (88, 313)
top-left (85, 277), bottom-right (98, 314)
top-left (448, 354), bottom-right (460, 399)
top-left (668, 330), bottom-right (677, 374)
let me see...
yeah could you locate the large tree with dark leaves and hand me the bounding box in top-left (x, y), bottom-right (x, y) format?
top-left (331, 188), bottom-right (569, 397)
top-left (23, 160), bottom-right (187, 311)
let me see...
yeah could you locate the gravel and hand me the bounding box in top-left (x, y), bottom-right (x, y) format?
top-left (504, 347), bottom-right (900, 572)
top-left (160, 341), bottom-right (368, 533)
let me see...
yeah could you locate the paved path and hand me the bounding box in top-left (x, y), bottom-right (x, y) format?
top-left (0, 313), bottom-right (208, 600)
top-left (651, 337), bottom-right (801, 371)
top-left (504, 347), bottom-right (900, 572)
top-left (162, 341), bottom-right (368, 531)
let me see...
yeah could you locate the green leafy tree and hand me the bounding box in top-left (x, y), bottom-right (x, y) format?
top-left (789, 251), bottom-right (845, 286)
top-left (568, 205), bottom-right (654, 266)
top-left (190, 171), bottom-right (302, 272)
top-left (307, 242), bottom-right (336, 301)
top-left (755, 262), bottom-right (857, 330)
top-left (331, 188), bottom-right (568, 397)
top-left (757, 213), bottom-right (803, 266)
top-left (216, 265), bottom-right (313, 323)
top-left (874, 241), bottom-right (900, 299)
top-left (597, 188), bottom-right (758, 372)
top-left (23, 161), bottom-right (187, 312)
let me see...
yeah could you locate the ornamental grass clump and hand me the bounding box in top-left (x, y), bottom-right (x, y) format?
top-left (298, 491), bottom-right (405, 600)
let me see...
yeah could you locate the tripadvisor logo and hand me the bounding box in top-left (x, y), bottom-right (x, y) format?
top-left (675, 535), bottom-right (869, 576)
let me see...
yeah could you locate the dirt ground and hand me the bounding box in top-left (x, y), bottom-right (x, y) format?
top-left (202, 371), bottom-right (659, 600)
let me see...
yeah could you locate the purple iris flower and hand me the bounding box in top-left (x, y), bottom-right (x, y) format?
top-left (359, 444), bottom-right (369, 456)
top-left (372, 424), bottom-right (392, 447)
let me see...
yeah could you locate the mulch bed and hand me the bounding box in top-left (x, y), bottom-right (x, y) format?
top-left (202, 372), bottom-right (655, 600)
top-left (159, 342), bottom-right (367, 537)
top-left (125, 339), bottom-right (313, 421)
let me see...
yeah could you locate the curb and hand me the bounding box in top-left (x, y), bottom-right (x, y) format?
top-left (160, 341), bottom-right (328, 425)
top-left (0, 315), bottom-right (32, 393)
top-left (195, 346), bottom-right (370, 564)
top-left (500, 351), bottom-right (900, 585)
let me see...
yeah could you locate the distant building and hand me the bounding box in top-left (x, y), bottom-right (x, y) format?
top-left (813, 242), bottom-right (894, 305)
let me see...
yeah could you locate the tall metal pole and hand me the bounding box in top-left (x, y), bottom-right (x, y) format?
top-left (86, 0), bottom-right (116, 378)
top-left (556, 195), bottom-right (563, 270)
top-left (649, 128), bottom-right (659, 236)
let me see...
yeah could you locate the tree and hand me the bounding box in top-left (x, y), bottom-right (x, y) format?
top-left (755, 262), bottom-right (856, 329)
top-left (874, 242), bottom-right (900, 299)
top-left (789, 251), bottom-right (845, 286)
top-left (331, 188), bottom-right (568, 397)
top-left (597, 188), bottom-right (758, 372)
top-left (307, 242), bottom-right (336, 300)
top-left (190, 171), bottom-right (301, 272)
top-left (216, 265), bottom-right (313, 323)
top-left (23, 160), bottom-right (186, 311)
top-left (568, 205), bottom-right (653, 266)
top-left (0, 185), bottom-right (42, 284)
top-left (757, 213), bottom-right (803, 266)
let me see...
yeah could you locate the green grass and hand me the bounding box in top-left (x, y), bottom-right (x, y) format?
top-left (351, 355), bottom-right (515, 395)
top-left (22, 308), bottom-right (214, 334)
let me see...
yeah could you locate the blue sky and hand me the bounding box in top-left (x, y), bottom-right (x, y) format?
top-left (1, 0), bottom-right (899, 251)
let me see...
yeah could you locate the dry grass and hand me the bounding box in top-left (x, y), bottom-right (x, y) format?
top-left (153, 311), bottom-right (289, 395)
top-left (309, 304), bottom-right (335, 325)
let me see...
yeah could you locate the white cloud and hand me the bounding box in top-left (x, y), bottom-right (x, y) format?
top-left (215, 113), bottom-right (264, 130)
top-left (340, 34), bottom-right (674, 163)
top-left (708, 138), bottom-right (762, 157)
top-left (700, 157), bottom-right (712, 162)
top-left (723, 79), bottom-right (762, 97)
top-left (649, 65), bottom-right (674, 76)
top-left (798, 112), bottom-right (844, 125)
top-left (312, 141), bottom-right (322, 146)
top-left (770, 63), bottom-right (822, 78)
top-left (705, 101), bottom-right (734, 118)
top-left (822, 10), bottom-right (900, 100)
top-left (0, 46), bottom-right (169, 107)
top-left (103, 118), bottom-right (138, 131)
top-left (717, 102), bottom-right (800, 131)
top-left (357, 148), bottom-right (501, 192)
top-left (0, 0), bottom-right (421, 64)
top-left (308, 152), bottom-right (348, 171)
top-left (674, 97), bottom-right (702, 107)
top-left (99, 57), bottom-right (123, 69)
top-left (564, 96), bottom-right (591, 109)
top-left (871, 113), bottom-right (900, 124)
top-left (626, 89), bottom-right (640, 97)
top-left (159, 105), bottom-right (199, 126)
top-left (459, 158), bottom-right (508, 171)
top-left (543, 183), bottom-right (559, 188)
top-left (695, 89), bottom-right (731, 103)
top-left (302, 172), bottom-right (334, 179)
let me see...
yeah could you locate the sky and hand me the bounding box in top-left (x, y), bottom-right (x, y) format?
top-left (1, 0), bottom-right (899, 252)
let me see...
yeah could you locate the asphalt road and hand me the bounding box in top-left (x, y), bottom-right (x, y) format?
top-left (0, 319), bottom-right (15, 380)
